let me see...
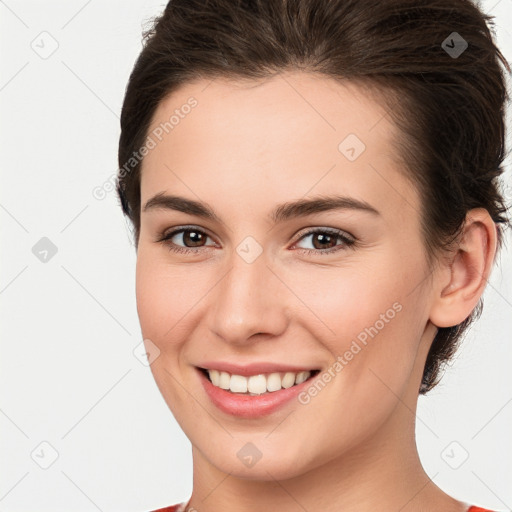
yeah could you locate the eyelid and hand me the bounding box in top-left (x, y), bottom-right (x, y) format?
top-left (157, 224), bottom-right (214, 239)
top-left (293, 226), bottom-right (355, 243)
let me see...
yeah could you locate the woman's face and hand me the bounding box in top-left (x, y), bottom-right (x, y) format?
top-left (136, 72), bottom-right (439, 480)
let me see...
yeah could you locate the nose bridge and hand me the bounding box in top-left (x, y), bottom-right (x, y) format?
top-left (208, 245), bottom-right (287, 343)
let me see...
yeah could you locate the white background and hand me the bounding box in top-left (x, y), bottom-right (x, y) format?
top-left (0, 1), bottom-right (511, 511)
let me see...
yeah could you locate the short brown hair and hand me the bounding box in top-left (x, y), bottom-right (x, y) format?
top-left (117, 0), bottom-right (510, 394)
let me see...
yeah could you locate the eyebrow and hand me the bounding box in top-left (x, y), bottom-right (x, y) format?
top-left (142, 192), bottom-right (380, 223)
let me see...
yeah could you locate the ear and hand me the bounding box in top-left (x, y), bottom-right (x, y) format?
top-left (429, 208), bottom-right (498, 328)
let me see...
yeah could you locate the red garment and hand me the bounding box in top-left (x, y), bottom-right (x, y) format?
top-left (151, 504), bottom-right (495, 511)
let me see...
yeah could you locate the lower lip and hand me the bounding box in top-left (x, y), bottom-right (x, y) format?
top-left (197, 368), bottom-right (316, 418)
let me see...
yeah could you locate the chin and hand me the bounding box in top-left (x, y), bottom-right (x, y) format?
top-left (193, 434), bottom-right (330, 482)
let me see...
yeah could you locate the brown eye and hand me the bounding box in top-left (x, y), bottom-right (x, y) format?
top-left (157, 226), bottom-right (217, 254)
top-left (310, 232), bottom-right (337, 250)
top-left (294, 228), bottom-right (356, 255)
top-left (180, 229), bottom-right (207, 247)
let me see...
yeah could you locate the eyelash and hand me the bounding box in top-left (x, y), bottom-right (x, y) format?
top-left (155, 225), bottom-right (356, 256)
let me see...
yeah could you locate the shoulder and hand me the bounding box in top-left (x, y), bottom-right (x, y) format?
top-left (150, 503), bottom-right (188, 512)
top-left (150, 504), bottom-right (495, 512)
top-left (148, 504), bottom-right (496, 512)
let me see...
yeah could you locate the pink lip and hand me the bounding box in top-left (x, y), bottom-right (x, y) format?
top-left (196, 367), bottom-right (318, 418)
top-left (197, 361), bottom-right (316, 376)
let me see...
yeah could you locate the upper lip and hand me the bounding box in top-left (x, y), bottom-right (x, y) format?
top-left (197, 361), bottom-right (319, 376)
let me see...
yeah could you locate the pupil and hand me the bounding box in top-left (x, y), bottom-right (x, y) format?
top-left (185, 230), bottom-right (204, 246)
top-left (314, 233), bottom-right (334, 249)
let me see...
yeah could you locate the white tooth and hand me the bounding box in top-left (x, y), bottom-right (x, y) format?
top-left (219, 371), bottom-right (231, 389)
top-left (282, 372), bottom-right (296, 388)
top-left (267, 372), bottom-right (282, 392)
top-left (230, 374), bottom-right (248, 393)
top-left (211, 370), bottom-right (312, 393)
top-left (208, 369), bottom-right (220, 386)
top-left (295, 371), bottom-right (310, 385)
top-left (248, 374), bottom-right (267, 394)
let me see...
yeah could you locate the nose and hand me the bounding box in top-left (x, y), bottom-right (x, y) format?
top-left (207, 248), bottom-right (289, 345)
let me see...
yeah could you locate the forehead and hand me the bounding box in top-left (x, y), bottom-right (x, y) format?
top-left (141, 72), bottom-right (419, 220)
top-left (147, 72), bottom-right (394, 157)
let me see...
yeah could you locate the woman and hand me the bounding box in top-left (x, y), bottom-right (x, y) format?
top-left (116, 0), bottom-right (510, 510)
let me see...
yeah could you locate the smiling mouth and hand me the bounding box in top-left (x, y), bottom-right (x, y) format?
top-left (198, 367), bottom-right (321, 396)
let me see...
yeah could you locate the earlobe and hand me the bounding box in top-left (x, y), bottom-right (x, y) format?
top-left (429, 208), bottom-right (497, 328)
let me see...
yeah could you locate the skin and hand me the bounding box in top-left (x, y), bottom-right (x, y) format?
top-left (135, 71), bottom-right (496, 511)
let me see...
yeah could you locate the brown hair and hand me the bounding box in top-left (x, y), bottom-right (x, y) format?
top-left (117, 0), bottom-right (510, 394)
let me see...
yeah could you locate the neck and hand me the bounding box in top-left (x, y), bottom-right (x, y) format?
top-left (186, 398), bottom-right (467, 512)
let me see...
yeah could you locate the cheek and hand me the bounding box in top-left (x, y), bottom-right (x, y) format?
top-left (285, 256), bottom-right (427, 390)
top-left (135, 251), bottom-right (201, 412)
top-left (284, 259), bottom-right (406, 343)
top-left (135, 251), bottom-right (201, 350)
